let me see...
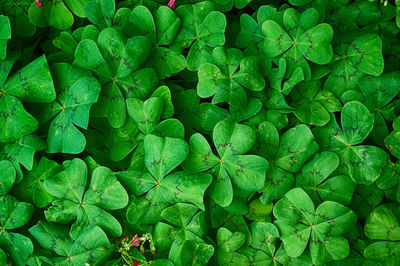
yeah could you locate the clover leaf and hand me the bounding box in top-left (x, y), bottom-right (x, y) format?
top-left (28, 0), bottom-right (75, 30)
top-left (313, 101), bottom-right (387, 184)
top-left (197, 47), bottom-right (265, 110)
top-left (239, 222), bottom-right (289, 265)
top-left (236, 5), bottom-right (284, 76)
top-left (183, 120), bottom-right (269, 207)
top-left (0, 54), bottom-right (55, 143)
top-left (215, 227), bottom-right (249, 265)
top-left (198, 98), bottom-right (262, 131)
top-left (213, 0), bottom-right (252, 12)
top-left (41, 64), bottom-right (101, 154)
top-left (85, 0), bottom-right (115, 30)
top-left (118, 134), bottom-right (212, 225)
top-left (179, 240), bottom-right (215, 266)
top-left (44, 158), bottom-right (129, 239)
top-left (175, 1), bottom-right (227, 71)
top-left (0, 195), bottom-right (34, 266)
top-left (128, 5), bottom-right (186, 79)
top-left (296, 151), bottom-right (356, 205)
top-left (290, 79), bottom-right (342, 126)
top-left (358, 71), bottom-right (400, 145)
top-left (273, 188), bottom-right (357, 265)
top-left (74, 27), bottom-right (157, 128)
top-left (0, 16), bottom-right (11, 60)
top-left (263, 8), bottom-right (333, 80)
top-left (0, 160), bottom-right (15, 195)
top-left (0, 134), bottom-right (46, 178)
top-left (29, 221), bottom-right (111, 265)
top-left (324, 33), bottom-right (384, 98)
top-left (14, 157), bottom-right (62, 208)
top-left (154, 203), bottom-right (213, 265)
top-left (1, 0), bottom-right (36, 37)
top-left (255, 122), bottom-right (318, 204)
top-left (265, 57), bottom-right (304, 111)
top-left (364, 205), bottom-right (400, 264)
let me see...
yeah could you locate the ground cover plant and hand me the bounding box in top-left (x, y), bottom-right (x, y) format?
top-left (1, 0), bottom-right (400, 265)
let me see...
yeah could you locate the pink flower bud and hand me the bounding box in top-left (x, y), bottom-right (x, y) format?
top-left (36, 0), bottom-right (43, 8)
top-left (123, 234), bottom-right (129, 240)
top-left (153, 249), bottom-right (157, 255)
top-left (133, 261), bottom-right (140, 266)
top-left (115, 237), bottom-right (119, 242)
top-left (140, 248), bottom-right (145, 255)
top-left (167, 0), bottom-right (175, 9)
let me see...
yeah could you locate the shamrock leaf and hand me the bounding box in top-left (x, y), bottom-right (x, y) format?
top-left (129, 5), bottom-right (186, 79)
top-left (296, 151), bottom-right (356, 205)
top-left (0, 16), bottom-right (11, 60)
top-left (239, 222), bottom-right (289, 265)
top-left (290, 79), bottom-right (342, 126)
top-left (119, 134), bottom-right (212, 225)
top-left (255, 122), bottom-right (319, 204)
top-left (236, 5), bottom-right (285, 76)
top-left (154, 203), bottom-right (213, 265)
top-left (359, 72), bottom-right (400, 145)
top-left (313, 101), bottom-right (387, 184)
top-left (29, 221), bottom-right (111, 265)
top-left (263, 8), bottom-right (333, 80)
top-left (44, 158), bottom-right (129, 239)
top-left (1, 0), bottom-right (36, 37)
top-left (363, 205), bottom-right (400, 264)
top-left (41, 64), bottom-right (101, 154)
top-left (273, 188), bottom-right (357, 265)
top-left (324, 34), bottom-right (384, 98)
top-left (179, 240), bottom-right (215, 266)
top-left (216, 227), bottom-right (249, 265)
top-left (74, 27), bottom-right (157, 128)
top-left (198, 98), bottom-right (262, 131)
top-left (213, 0), bottom-right (252, 12)
top-left (0, 160), bottom-right (15, 195)
top-left (14, 157), bottom-right (62, 208)
top-left (197, 47), bottom-right (265, 110)
top-left (265, 57), bottom-right (304, 111)
top-left (0, 134), bottom-right (46, 175)
top-left (183, 120), bottom-right (269, 207)
top-left (175, 1), bottom-right (227, 71)
top-left (0, 195), bottom-right (34, 266)
top-left (0, 54), bottom-right (55, 143)
top-left (28, 0), bottom-right (74, 30)
top-left (84, 0), bottom-right (115, 30)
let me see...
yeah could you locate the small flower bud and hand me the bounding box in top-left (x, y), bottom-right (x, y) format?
top-left (36, 0), bottom-right (43, 8)
top-left (167, 0), bottom-right (175, 9)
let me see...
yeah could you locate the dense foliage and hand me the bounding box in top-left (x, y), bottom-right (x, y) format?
top-left (1, 0), bottom-right (400, 265)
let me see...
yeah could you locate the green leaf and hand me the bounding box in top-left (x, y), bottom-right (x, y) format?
top-left (341, 101), bottom-right (374, 145)
top-left (0, 160), bottom-right (15, 195)
top-left (1, 134), bottom-right (46, 171)
top-left (84, 0), bottom-right (115, 30)
top-left (144, 134), bottom-right (189, 180)
top-left (28, 0), bottom-right (74, 30)
top-left (342, 145), bottom-right (387, 185)
top-left (47, 77), bottom-right (101, 154)
top-left (14, 157), bottom-right (61, 208)
top-left (44, 158), bottom-right (128, 238)
top-left (274, 124), bottom-right (319, 172)
top-left (213, 120), bottom-right (256, 158)
top-left (217, 227), bottom-right (246, 253)
top-left (126, 97), bottom-right (164, 135)
top-left (30, 222), bottom-right (110, 265)
top-left (0, 16), bottom-right (11, 60)
top-left (176, 2), bottom-right (227, 71)
top-left (365, 206), bottom-right (400, 241)
top-left (346, 33), bottom-right (384, 76)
